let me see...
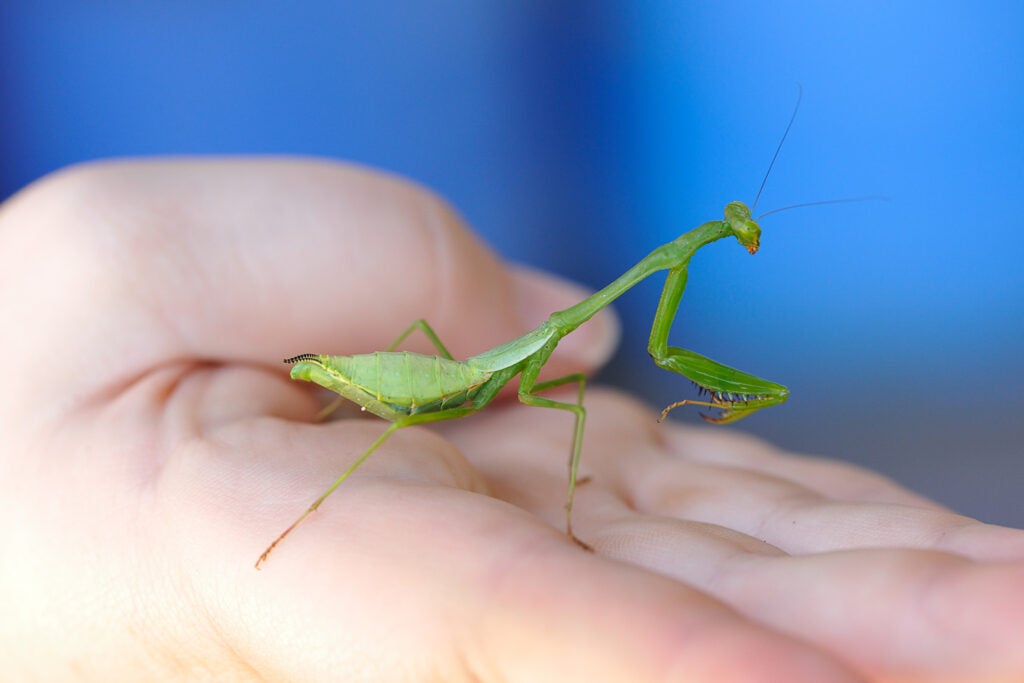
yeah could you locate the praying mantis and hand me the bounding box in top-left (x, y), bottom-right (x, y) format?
top-left (255, 103), bottom-right (810, 570)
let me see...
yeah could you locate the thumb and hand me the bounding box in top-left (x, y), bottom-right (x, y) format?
top-left (0, 158), bottom-right (617, 417)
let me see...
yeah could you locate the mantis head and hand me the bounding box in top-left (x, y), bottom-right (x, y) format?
top-left (724, 201), bottom-right (761, 254)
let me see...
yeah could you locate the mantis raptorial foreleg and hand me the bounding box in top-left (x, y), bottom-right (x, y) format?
top-left (647, 265), bottom-right (789, 424)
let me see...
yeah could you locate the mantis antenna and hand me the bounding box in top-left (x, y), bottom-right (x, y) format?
top-left (757, 196), bottom-right (888, 220)
top-left (752, 85), bottom-right (803, 212)
top-left (751, 87), bottom-right (886, 220)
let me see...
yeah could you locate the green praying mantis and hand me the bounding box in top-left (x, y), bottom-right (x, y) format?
top-left (255, 100), bottom-right (817, 570)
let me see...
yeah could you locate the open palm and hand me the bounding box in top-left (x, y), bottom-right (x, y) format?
top-left (2, 159), bottom-right (1021, 682)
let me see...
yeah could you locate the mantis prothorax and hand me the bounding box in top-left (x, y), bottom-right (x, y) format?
top-left (256, 100), bottom-right (811, 569)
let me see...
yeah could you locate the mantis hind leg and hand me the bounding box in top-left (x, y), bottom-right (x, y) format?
top-left (256, 421), bottom-right (402, 568)
top-left (255, 405), bottom-right (477, 569)
top-left (517, 371), bottom-right (591, 550)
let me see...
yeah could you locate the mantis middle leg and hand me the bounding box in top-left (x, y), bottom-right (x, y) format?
top-left (515, 338), bottom-right (590, 548)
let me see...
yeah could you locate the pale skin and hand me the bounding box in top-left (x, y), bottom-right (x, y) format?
top-left (2, 160), bottom-right (1023, 682)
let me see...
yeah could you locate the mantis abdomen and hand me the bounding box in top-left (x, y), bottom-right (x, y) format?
top-left (289, 352), bottom-right (492, 419)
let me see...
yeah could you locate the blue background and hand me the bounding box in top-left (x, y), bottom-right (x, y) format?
top-left (4, 2), bottom-right (1022, 525)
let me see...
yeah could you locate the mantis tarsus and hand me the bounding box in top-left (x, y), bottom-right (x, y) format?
top-left (255, 104), bottom-right (810, 569)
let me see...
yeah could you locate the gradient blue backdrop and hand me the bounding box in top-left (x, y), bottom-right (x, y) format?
top-left (3, 2), bottom-right (1022, 524)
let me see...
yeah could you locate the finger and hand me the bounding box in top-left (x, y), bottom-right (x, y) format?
top-left (439, 543), bottom-right (863, 683)
top-left (714, 551), bottom-right (1024, 681)
top-left (629, 429), bottom-right (1024, 560)
top-left (664, 425), bottom-right (945, 509)
top-left (445, 386), bottom-right (1024, 560)
top-left (0, 158), bottom-right (616, 421)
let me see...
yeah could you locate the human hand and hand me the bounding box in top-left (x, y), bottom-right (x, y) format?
top-left (1, 159), bottom-right (1021, 682)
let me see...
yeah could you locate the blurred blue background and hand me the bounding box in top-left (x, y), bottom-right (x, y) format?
top-left (3, 2), bottom-right (1022, 524)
